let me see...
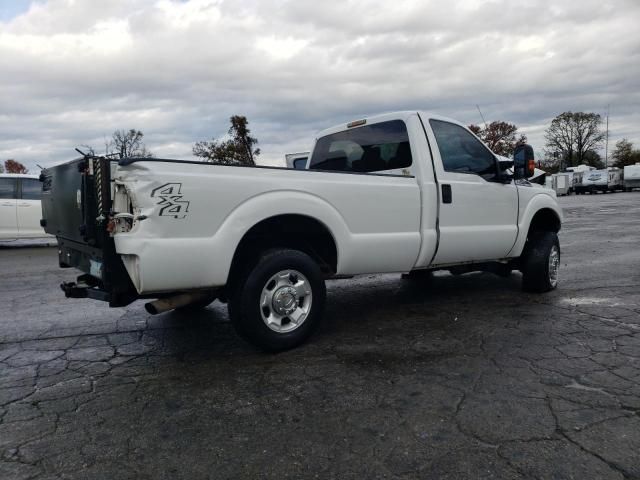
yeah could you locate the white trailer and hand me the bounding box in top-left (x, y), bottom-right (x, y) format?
top-left (563, 170), bottom-right (582, 193)
top-left (552, 173), bottom-right (570, 196)
top-left (576, 167), bottom-right (623, 194)
top-left (624, 164), bottom-right (640, 191)
top-left (607, 168), bottom-right (624, 191)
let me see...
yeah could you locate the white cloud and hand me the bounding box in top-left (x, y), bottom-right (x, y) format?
top-left (256, 35), bottom-right (308, 60)
top-left (0, 19), bottom-right (131, 57)
top-left (0, 0), bottom-right (639, 170)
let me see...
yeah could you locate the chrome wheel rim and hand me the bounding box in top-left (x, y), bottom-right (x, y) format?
top-left (260, 269), bottom-right (312, 333)
top-left (548, 245), bottom-right (560, 288)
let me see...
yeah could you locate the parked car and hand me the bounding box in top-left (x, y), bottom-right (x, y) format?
top-left (623, 163), bottom-right (640, 192)
top-left (0, 174), bottom-right (51, 240)
top-left (41, 112), bottom-right (562, 351)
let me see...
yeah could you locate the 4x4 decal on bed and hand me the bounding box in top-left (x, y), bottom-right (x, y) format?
top-left (150, 183), bottom-right (190, 219)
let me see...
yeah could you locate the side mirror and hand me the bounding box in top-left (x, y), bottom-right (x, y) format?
top-left (494, 158), bottom-right (514, 183)
top-left (514, 144), bottom-right (535, 179)
top-left (498, 159), bottom-right (514, 170)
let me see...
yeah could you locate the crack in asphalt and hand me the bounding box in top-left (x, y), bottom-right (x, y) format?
top-left (1, 194), bottom-right (640, 478)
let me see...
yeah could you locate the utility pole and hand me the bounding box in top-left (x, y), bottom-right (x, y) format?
top-left (476, 105), bottom-right (488, 130)
top-left (605, 104), bottom-right (610, 169)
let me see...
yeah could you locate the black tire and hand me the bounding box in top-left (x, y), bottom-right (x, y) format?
top-left (521, 231), bottom-right (560, 293)
top-left (401, 270), bottom-right (434, 282)
top-left (175, 294), bottom-right (217, 313)
top-left (494, 263), bottom-right (513, 278)
top-left (228, 249), bottom-right (326, 352)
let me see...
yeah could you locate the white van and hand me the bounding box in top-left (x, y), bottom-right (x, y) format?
top-left (0, 174), bottom-right (51, 239)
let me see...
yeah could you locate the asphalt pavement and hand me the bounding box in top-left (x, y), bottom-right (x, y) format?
top-left (1, 192), bottom-right (639, 479)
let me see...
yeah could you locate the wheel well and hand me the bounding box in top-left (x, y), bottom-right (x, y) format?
top-left (228, 214), bottom-right (338, 283)
top-left (528, 208), bottom-right (561, 236)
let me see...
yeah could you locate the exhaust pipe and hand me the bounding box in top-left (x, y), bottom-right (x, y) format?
top-left (145, 292), bottom-right (213, 315)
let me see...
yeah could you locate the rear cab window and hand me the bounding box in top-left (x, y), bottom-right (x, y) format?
top-left (309, 120), bottom-right (412, 174)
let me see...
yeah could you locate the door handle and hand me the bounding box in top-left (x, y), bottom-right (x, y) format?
top-left (18, 203), bottom-right (31, 207)
top-left (1, 203), bottom-right (14, 207)
top-left (441, 184), bottom-right (452, 204)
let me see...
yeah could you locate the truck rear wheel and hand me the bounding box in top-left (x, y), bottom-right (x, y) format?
top-left (228, 249), bottom-right (326, 352)
top-left (521, 231), bottom-right (560, 293)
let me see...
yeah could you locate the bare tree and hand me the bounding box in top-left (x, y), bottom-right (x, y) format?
top-left (544, 112), bottom-right (605, 168)
top-left (193, 115), bottom-right (260, 166)
top-left (106, 129), bottom-right (153, 159)
top-left (468, 121), bottom-right (527, 157)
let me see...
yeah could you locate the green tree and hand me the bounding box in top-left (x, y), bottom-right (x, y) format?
top-left (468, 121), bottom-right (527, 157)
top-left (106, 129), bottom-right (153, 159)
top-left (4, 159), bottom-right (29, 174)
top-left (544, 112), bottom-right (605, 168)
top-left (193, 115), bottom-right (260, 166)
top-left (611, 138), bottom-right (640, 168)
top-left (582, 150), bottom-right (604, 169)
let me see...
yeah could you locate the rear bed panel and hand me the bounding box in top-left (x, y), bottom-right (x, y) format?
top-left (41, 158), bottom-right (88, 245)
top-left (41, 156), bottom-right (137, 306)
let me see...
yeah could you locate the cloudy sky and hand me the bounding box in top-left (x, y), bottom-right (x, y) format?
top-left (1, 0), bottom-right (639, 170)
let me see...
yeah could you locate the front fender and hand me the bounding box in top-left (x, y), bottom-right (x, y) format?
top-left (508, 192), bottom-right (563, 257)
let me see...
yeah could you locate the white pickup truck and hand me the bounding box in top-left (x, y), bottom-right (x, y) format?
top-left (42, 112), bottom-right (562, 351)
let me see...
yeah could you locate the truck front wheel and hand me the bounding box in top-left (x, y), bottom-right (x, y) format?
top-left (521, 231), bottom-right (560, 293)
top-left (228, 249), bottom-right (326, 352)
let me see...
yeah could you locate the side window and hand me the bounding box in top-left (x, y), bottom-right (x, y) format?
top-left (20, 178), bottom-right (42, 200)
top-left (429, 120), bottom-right (496, 178)
top-left (0, 178), bottom-right (18, 199)
top-left (309, 120), bottom-right (412, 173)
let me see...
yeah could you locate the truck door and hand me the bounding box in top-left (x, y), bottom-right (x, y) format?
top-left (0, 177), bottom-right (18, 239)
top-left (425, 118), bottom-right (518, 265)
top-left (17, 178), bottom-right (45, 237)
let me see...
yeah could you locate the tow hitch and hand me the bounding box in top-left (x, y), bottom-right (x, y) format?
top-left (61, 274), bottom-right (109, 301)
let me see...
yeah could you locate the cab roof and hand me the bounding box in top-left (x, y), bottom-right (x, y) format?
top-left (315, 111), bottom-right (466, 139)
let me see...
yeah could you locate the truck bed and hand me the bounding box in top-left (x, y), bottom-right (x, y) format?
top-left (42, 155), bottom-right (426, 302)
